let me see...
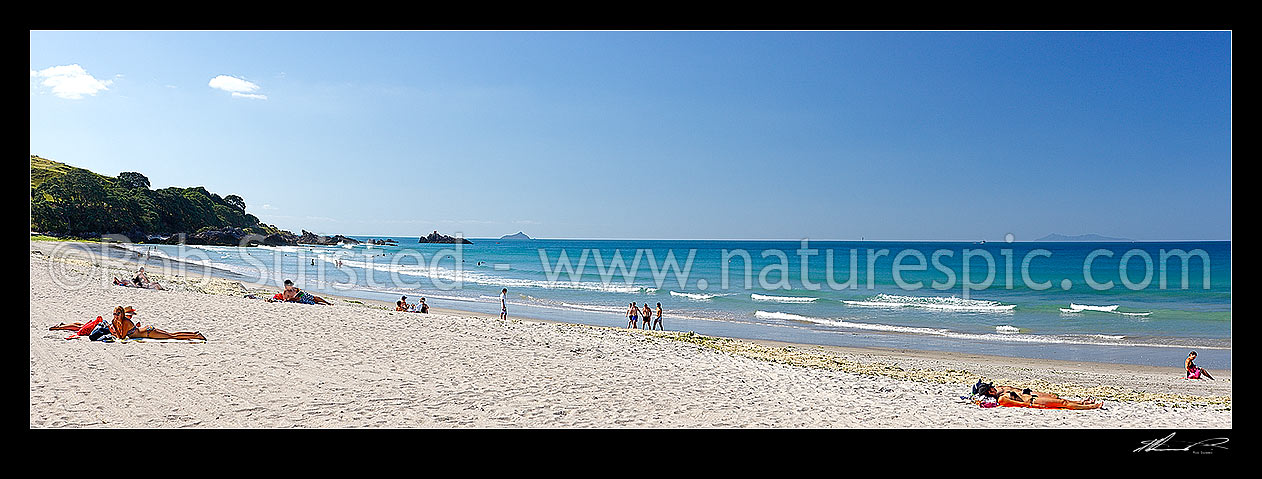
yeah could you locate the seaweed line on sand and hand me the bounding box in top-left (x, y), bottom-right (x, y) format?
top-left (617, 328), bottom-right (1230, 409)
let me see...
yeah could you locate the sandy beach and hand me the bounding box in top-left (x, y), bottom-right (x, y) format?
top-left (29, 240), bottom-right (1231, 428)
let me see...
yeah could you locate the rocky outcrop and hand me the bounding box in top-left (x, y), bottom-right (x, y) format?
top-left (297, 230), bottom-right (361, 246)
top-left (162, 228), bottom-right (304, 247)
top-left (417, 231), bottom-right (473, 244)
top-left (262, 233), bottom-right (296, 246)
top-left (166, 227), bottom-right (266, 246)
top-left (367, 238), bottom-right (397, 245)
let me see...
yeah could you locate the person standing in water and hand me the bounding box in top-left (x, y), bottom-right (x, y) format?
top-left (500, 288), bottom-right (508, 320)
top-left (653, 303), bottom-right (664, 330)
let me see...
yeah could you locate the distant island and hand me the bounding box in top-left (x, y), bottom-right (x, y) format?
top-left (417, 230), bottom-right (473, 244)
top-left (1036, 233), bottom-right (1133, 242)
top-left (499, 231), bottom-right (532, 240)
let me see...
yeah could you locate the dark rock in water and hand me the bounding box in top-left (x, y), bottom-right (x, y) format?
top-left (164, 227), bottom-right (299, 247)
top-left (368, 238), bottom-right (398, 245)
top-left (418, 230), bottom-right (473, 244)
top-left (184, 227), bottom-right (252, 246)
top-left (499, 231), bottom-right (532, 240)
top-left (298, 229), bottom-right (361, 246)
top-left (98, 226), bottom-right (363, 248)
top-left (263, 233), bottom-right (295, 246)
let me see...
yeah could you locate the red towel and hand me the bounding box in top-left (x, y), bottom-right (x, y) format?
top-left (66, 316), bottom-right (103, 339)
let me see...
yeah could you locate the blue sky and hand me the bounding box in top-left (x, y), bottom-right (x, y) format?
top-left (30, 31), bottom-right (1231, 240)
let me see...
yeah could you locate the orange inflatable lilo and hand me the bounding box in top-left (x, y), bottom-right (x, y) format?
top-left (971, 380), bottom-right (1101, 410)
top-left (50, 306), bottom-right (206, 341)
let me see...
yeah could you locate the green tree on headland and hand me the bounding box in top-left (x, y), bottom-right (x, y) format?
top-left (117, 171), bottom-right (150, 189)
top-left (30, 155), bottom-right (272, 238)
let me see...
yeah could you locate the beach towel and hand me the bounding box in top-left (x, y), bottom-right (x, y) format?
top-left (66, 316), bottom-right (104, 340)
top-left (108, 338), bottom-right (207, 344)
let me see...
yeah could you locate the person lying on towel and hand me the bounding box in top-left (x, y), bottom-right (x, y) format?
top-left (972, 380), bottom-right (1100, 409)
top-left (50, 306), bottom-right (205, 341)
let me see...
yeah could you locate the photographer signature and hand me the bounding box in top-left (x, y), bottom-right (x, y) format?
top-left (1134, 432), bottom-right (1229, 453)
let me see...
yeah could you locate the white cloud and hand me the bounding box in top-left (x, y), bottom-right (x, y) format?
top-left (31, 64), bottom-right (113, 99)
top-left (209, 75), bottom-right (267, 100)
top-left (208, 75), bottom-right (259, 93)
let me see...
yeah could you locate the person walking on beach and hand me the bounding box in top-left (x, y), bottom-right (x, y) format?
top-left (628, 302), bottom-right (638, 328)
top-left (1186, 351), bottom-right (1214, 380)
top-left (641, 303), bottom-right (652, 330)
top-left (500, 288), bottom-right (508, 320)
top-left (653, 303), bottom-right (664, 330)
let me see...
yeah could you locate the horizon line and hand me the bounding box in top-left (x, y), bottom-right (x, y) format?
top-left (335, 234), bottom-right (1231, 242)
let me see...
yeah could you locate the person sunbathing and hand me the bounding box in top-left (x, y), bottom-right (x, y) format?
top-left (49, 315), bottom-right (107, 340)
top-left (290, 288), bottom-right (330, 305)
top-left (133, 267), bottom-right (164, 290)
top-left (973, 380), bottom-right (1100, 409)
top-left (51, 306), bottom-right (205, 341)
top-left (112, 268), bottom-right (163, 290)
top-left (268, 280), bottom-right (331, 305)
top-left (107, 306), bottom-right (205, 340)
top-left (1186, 351), bottom-right (1214, 380)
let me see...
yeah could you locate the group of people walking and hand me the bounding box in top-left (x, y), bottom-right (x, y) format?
top-left (627, 302), bottom-right (664, 330)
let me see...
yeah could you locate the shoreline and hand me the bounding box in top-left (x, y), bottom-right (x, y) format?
top-left (29, 239), bottom-right (1231, 408)
top-left (31, 239), bottom-right (1234, 380)
top-left (41, 239), bottom-right (1232, 375)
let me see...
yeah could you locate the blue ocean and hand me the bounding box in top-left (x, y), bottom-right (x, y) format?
top-left (121, 238), bottom-right (1231, 370)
